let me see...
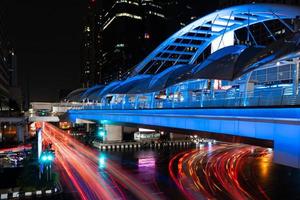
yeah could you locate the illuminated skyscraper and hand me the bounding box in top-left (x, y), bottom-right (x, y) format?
top-left (80, 0), bottom-right (103, 88)
top-left (80, 0), bottom-right (170, 85)
top-left (100, 0), bottom-right (169, 84)
top-left (80, 0), bottom-right (220, 85)
top-left (0, 15), bottom-right (18, 112)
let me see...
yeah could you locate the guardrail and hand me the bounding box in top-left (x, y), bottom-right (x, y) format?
top-left (64, 86), bottom-right (300, 110)
top-left (59, 87), bottom-right (300, 110)
top-left (0, 185), bottom-right (61, 199)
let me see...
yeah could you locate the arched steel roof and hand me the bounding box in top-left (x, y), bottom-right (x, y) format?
top-left (111, 75), bottom-right (153, 94)
top-left (235, 32), bottom-right (300, 77)
top-left (131, 3), bottom-right (300, 76)
top-left (147, 64), bottom-right (195, 92)
top-left (192, 45), bottom-right (247, 80)
top-left (97, 81), bottom-right (122, 99)
top-left (127, 77), bottom-right (153, 94)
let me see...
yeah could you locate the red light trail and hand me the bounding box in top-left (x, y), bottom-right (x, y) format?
top-left (0, 144), bottom-right (32, 154)
top-left (41, 122), bottom-right (161, 200)
top-left (169, 143), bottom-right (272, 200)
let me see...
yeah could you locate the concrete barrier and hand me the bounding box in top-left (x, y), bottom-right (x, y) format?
top-left (12, 192), bottom-right (19, 198)
top-left (0, 185), bottom-right (61, 199)
top-left (25, 192), bottom-right (32, 197)
top-left (45, 190), bottom-right (52, 194)
top-left (0, 194), bottom-right (8, 199)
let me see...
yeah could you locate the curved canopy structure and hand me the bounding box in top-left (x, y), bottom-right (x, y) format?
top-left (148, 64), bottom-right (195, 92)
top-left (70, 4), bottom-right (300, 105)
top-left (127, 77), bottom-right (153, 94)
top-left (97, 81), bottom-right (121, 99)
top-left (111, 75), bottom-right (153, 94)
top-left (131, 3), bottom-right (300, 76)
top-left (192, 45), bottom-right (247, 80)
top-left (232, 46), bottom-right (266, 78)
top-left (235, 32), bottom-right (300, 76)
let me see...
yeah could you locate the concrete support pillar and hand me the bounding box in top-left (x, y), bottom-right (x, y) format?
top-left (86, 123), bottom-right (90, 133)
top-left (104, 125), bottom-right (123, 142)
top-left (24, 123), bottom-right (29, 141)
top-left (293, 59), bottom-right (299, 96)
top-left (170, 132), bottom-right (174, 140)
top-left (17, 125), bottom-right (24, 143)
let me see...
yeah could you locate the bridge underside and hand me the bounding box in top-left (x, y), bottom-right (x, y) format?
top-left (68, 108), bottom-right (300, 168)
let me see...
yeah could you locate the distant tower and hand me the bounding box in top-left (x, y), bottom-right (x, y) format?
top-left (80, 0), bottom-right (103, 88)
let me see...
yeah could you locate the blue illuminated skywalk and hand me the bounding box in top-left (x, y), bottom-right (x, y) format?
top-left (65, 4), bottom-right (300, 169)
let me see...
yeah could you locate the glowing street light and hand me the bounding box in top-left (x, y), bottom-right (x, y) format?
top-left (40, 151), bottom-right (55, 164)
top-left (97, 127), bottom-right (106, 139)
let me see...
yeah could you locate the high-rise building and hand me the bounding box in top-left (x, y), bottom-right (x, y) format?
top-left (80, 0), bottom-right (221, 86)
top-left (0, 15), bottom-right (17, 113)
top-left (80, 0), bottom-right (170, 86)
top-left (80, 0), bottom-right (103, 88)
top-left (100, 0), bottom-right (170, 84)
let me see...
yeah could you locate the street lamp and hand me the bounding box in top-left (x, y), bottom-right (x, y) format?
top-left (97, 127), bottom-right (106, 139)
top-left (39, 150), bottom-right (55, 182)
top-left (40, 151), bottom-right (55, 164)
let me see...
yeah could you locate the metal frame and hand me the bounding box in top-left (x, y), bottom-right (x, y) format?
top-left (131, 4), bottom-right (300, 76)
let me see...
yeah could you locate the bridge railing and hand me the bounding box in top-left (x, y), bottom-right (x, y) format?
top-left (72, 86), bottom-right (300, 110)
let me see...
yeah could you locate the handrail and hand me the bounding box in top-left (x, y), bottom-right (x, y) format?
top-left (64, 86), bottom-right (300, 111)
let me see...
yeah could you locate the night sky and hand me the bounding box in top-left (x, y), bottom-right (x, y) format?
top-left (0, 0), bottom-right (220, 102)
top-left (0, 0), bottom-right (85, 102)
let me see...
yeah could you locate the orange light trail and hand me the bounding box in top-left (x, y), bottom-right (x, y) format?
top-left (169, 143), bottom-right (273, 200)
top-left (41, 122), bottom-right (160, 200)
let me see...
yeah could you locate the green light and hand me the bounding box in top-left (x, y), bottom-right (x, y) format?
top-left (40, 151), bottom-right (55, 163)
top-left (47, 155), bottom-right (54, 161)
top-left (100, 120), bottom-right (110, 124)
top-left (98, 130), bottom-right (106, 137)
top-left (97, 126), bottom-right (106, 138)
top-left (41, 155), bottom-right (47, 161)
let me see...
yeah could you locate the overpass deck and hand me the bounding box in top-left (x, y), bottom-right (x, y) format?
top-left (69, 107), bottom-right (300, 168)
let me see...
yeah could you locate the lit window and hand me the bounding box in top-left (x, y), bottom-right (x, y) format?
top-left (116, 43), bottom-right (125, 48)
top-left (144, 33), bottom-right (150, 39)
top-left (85, 26), bottom-right (91, 32)
top-left (147, 11), bottom-right (165, 18)
top-left (103, 13), bottom-right (142, 30)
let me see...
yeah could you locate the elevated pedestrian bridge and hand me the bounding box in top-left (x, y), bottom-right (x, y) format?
top-left (69, 107), bottom-right (300, 168)
top-left (65, 4), bottom-right (300, 168)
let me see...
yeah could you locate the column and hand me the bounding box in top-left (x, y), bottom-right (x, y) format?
top-left (104, 125), bottom-right (123, 142)
top-left (17, 124), bottom-right (24, 143)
